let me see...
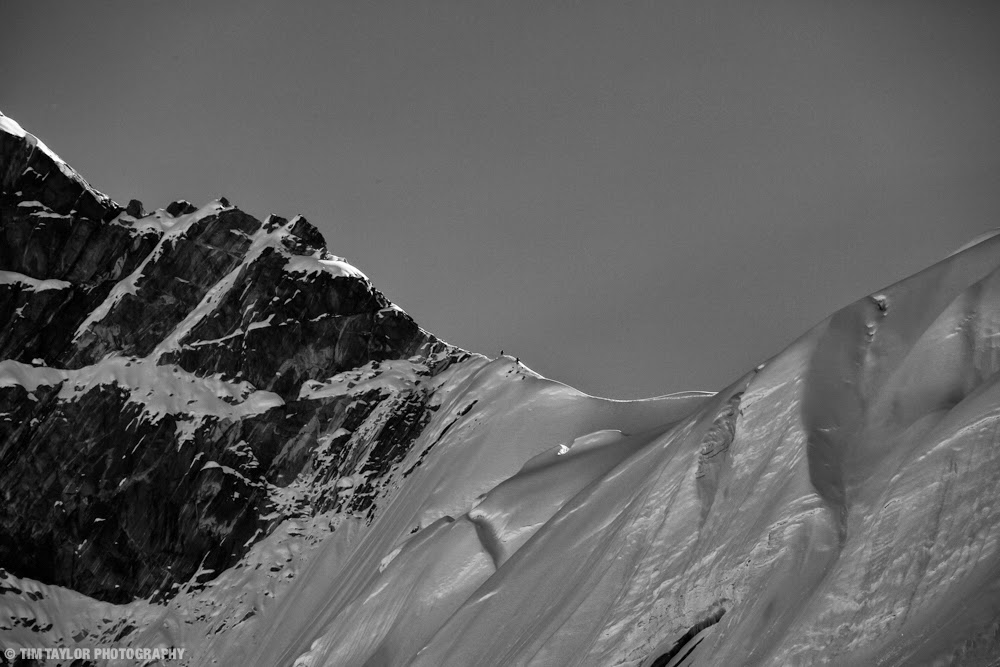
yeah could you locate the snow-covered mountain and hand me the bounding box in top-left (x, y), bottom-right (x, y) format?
top-left (2, 111), bottom-right (1000, 666)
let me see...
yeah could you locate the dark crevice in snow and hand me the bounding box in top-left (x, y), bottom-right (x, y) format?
top-left (672, 637), bottom-right (704, 666)
top-left (467, 513), bottom-right (502, 569)
top-left (648, 607), bottom-right (726, 667)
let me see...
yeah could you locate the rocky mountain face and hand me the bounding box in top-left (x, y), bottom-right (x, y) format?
top-left (2, 112), bottom-right (1000, 667)
top-left (0, 112), bottom-right (457, 606)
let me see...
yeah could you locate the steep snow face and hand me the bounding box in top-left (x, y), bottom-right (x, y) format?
top-left (215, 232), bottom-right (1000, 667)
top-left (3, 110), bottom-right (1000, 667)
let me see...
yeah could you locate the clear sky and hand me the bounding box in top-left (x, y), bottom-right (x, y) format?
top-left (5, 1), bottom-right (1000, 398)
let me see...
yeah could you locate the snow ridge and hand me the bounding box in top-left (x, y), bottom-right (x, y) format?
top-left (4, 110), bottom-right (1000, 667)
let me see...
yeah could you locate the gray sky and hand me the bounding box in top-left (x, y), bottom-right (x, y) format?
top-left (5, 1), bottom-right (999, 398)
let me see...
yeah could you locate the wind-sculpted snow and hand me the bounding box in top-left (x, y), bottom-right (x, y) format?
top-left (2, 110), bottom-right (1000, 666)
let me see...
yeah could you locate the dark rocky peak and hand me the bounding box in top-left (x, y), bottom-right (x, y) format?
top-left (165, 199), bottom-right (197, 217)
top-left (125, 198), bottom-right (145, 218)
top-left (0, 112), bottom-right (121, 223)
top-left (0, 111), bottom-right (463, 603)
top-left (0, 112), bottom-right (434, 390)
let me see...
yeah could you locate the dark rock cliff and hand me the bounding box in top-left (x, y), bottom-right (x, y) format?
top-left (0, 113), bottom-right (462, 603)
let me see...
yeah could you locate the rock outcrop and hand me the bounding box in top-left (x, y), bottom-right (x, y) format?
top-left (0, 112), bottom-right (456, 604)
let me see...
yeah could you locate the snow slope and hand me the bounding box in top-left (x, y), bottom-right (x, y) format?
top-left (8, 232), bottom-right (998, 667)
top-left (2, 110), bottom-right (1000, 666)
top-left (228, 232), bottom-right (1000, 666)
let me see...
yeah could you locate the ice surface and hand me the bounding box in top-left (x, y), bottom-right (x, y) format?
top-left (0, 357), bottom-right (282, 422)
top-left (282, 249), bottom-right (368, 282)
top-left (0, 270), bottom-right (72, 292)
top-left (0, 113), bottom-right (28, 139)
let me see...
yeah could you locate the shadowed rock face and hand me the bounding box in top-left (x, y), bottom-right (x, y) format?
top-left (0, 114), bottom-right (457, 603)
